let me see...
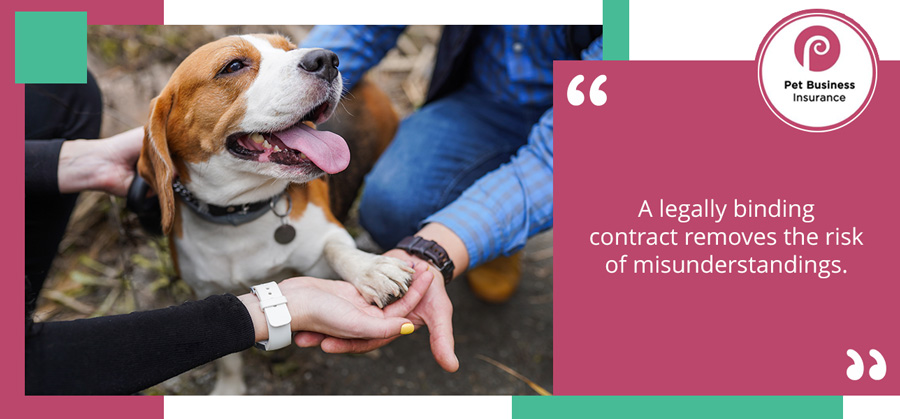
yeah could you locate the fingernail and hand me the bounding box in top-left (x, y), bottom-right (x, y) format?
top-left (400, 322), bottom-right (415, 335)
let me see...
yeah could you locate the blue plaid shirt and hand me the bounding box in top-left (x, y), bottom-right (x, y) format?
top-left (302, 26), bottom-right (603, 267)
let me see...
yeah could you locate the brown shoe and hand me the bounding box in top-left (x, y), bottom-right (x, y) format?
top-left (467, 252), bottom-right (522, 304)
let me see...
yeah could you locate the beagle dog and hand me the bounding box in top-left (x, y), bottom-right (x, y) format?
top-left (137, 34), bottom-right (409, 394)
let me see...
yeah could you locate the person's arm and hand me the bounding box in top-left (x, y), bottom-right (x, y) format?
top-left (421, 36), bottom-right (602, 268)
top-left (300, 25), bottom-right (406, 91)
top-left (25, 139), bottom-right (67, 197)
top-left (423, 107), bottom-right (554, 269)
top-left (26, 293), bottom-right (255, 395)
top-left (25, 127), bottom-right (145, 198)
top-left (26, 271), bottom-right (432, 395)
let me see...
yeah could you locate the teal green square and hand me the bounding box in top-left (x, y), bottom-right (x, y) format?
top-left (15, 12), bottom-right (87, 84)
top-left (513, 396), bottom-right (842, 419)
top-left (603, 0), bottom-right (629, 60)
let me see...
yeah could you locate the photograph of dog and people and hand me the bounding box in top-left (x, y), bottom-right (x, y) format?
top-left (25, 25), bottom-right (599, 395)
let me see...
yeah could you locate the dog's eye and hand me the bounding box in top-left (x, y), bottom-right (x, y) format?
top-left (220, 59), bottom-right (246, 74)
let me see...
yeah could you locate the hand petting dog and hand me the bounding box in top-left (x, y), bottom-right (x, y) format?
top-left (57, 126), bottom-right (144, 196)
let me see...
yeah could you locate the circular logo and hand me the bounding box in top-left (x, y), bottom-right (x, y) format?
top-left (757, 10), bottom-right (878, 132)
top-left (794, 26), bottom-right (840, 72)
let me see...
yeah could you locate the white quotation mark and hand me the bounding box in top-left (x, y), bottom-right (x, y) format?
top-left (869, 349), bottom-right (887, 380)
top-left (847, 349), bottom-right (865, 380)
top-left (846, 349), bottom-right (887, 381)
top-left (567, 74), bottom-right (607, 106)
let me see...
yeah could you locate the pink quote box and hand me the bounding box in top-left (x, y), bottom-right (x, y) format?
top-left (553, 60), bottom-right (899, 395)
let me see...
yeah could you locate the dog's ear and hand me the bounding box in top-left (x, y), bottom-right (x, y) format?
top-left (138, 92), bottom-right (176, 235)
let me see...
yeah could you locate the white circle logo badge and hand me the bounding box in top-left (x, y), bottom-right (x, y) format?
top-left (757, 10), bottom-right (878, 132)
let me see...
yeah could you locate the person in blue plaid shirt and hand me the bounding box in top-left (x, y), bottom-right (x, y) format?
top-left (295, 26), bottom-right (602, 373)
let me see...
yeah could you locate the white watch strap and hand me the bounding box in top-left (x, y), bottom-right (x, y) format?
top-left (250, 281), bottom-right (292, 351)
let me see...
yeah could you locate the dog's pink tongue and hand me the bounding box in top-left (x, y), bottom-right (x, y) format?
top-left (272, 124), bottom-right (350, 174)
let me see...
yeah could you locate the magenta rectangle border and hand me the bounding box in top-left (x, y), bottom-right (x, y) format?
top-left (8, 0), bottom-right (163, 417)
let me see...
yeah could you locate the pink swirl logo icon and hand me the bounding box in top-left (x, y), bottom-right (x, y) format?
top-left (794, 26), bottom-right (840, 72)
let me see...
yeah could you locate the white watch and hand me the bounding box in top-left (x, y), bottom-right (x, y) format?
top-left (250, 281), bottom-right (292, 351)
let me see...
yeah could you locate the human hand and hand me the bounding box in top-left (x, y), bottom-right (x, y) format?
top-left (239, 268), bottom-right (434, 342)
top-left (58, 126), bottom-right (144, 196)
top-left (296, 251), bottom-right (460, 372)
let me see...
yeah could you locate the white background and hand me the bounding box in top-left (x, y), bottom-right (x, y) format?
top-left (631, 0), bottom-right (900, 60)
top-left (163, 0), bottom-right (604, 24)
top-left (164, 0), bottom-right (899, 60)
top-left (165, 396), bottom-right (512, 418)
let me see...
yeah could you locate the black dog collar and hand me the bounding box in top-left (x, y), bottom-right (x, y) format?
top-left (172, 178), bottom-right (283, 226)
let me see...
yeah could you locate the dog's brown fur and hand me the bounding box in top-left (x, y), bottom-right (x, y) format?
top-left (321, 78), bottom-right (399, 222)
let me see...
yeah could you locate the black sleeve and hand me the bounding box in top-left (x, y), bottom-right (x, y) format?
top-left (25, 139), bottom-right (66, 197)
top-left (25, 294), bottom-right (256, 395)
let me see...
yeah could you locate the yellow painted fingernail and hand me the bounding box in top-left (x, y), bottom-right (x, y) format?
top-left (400, 323), bottom-right (415, 335)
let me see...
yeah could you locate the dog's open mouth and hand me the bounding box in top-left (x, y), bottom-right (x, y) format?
top-left (226, 102), bottom-right (350, 174)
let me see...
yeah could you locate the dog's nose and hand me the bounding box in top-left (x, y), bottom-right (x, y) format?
top-left (299, 49), bottom-right (339, 83)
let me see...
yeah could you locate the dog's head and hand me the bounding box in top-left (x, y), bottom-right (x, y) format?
top-left (138, 34), bottom-right (349, 234)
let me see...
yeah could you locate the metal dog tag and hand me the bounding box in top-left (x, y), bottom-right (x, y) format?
top-left (274, 224), bottom-right (296, 244)
top-left (270, 194), bottom-right (295, 244)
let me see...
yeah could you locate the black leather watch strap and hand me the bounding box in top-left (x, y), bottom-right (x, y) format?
top-left (396, 236), bottom-right (455, 284)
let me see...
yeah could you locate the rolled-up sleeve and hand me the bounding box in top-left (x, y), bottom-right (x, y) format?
top-left (425, 108), bottom-right (554, 268)
top-left (423, 35), bottom-right (602, 268)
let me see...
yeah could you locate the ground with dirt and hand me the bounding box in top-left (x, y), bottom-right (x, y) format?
top-left (35, 25), bottom-right (553, 395)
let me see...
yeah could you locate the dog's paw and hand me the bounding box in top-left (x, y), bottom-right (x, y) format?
top-left (353, 255), bottom-right (415, 308)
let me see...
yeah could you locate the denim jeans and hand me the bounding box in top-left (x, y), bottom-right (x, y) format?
top-left (359, 85), bottom-right (547, 249)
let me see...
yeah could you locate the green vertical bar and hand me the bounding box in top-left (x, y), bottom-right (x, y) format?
top-left (15, 12), bottom-right (87, 83)
top-left (603, 0), bottom-right (629, 60)
top-left (512, 396), bottom-right (842, 418)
